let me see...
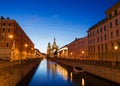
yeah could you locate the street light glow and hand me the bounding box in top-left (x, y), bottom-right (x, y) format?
top-left (114, 46), bottom-right (118, 50)
top-left (82, 51), bottom-right (84, 54)
top-left (8, 35), bottom-right (13, 39)
top-left (25, 44), bottom-right (28, 47)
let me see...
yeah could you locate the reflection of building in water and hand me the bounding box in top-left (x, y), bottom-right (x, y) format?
top-left (47, 38), bottom-right (58, 58)
top-left (47, 61), bottom-right (57, 79)
top-left (56, 65), bottom-right (68, 80)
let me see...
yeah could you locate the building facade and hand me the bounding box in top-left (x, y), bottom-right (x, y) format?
top-left (68, 37), bottom-right (88, 59)
top-left (34, 49), bottom-right (45, 58)
top-left (87, 2), bottom-right (120, 62)
top-left (0, 17), bottom-right (34, 60)
top-left (57, 45), bottom-right (68, 58)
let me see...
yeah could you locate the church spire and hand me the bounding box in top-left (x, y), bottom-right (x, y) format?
top-left (52, 38), bottom-right (57, 49)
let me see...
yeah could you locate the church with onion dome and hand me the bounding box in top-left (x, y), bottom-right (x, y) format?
top-left (47, 38), bottom-right (58, 58)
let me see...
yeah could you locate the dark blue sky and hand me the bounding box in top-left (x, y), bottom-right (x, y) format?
top-left (0, 0), bottom-right (119, 53)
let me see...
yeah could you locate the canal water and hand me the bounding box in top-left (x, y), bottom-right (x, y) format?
top-left (27, 59), bottom-right (119, 86)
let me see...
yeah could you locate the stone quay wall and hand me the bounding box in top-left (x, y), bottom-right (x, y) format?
top-left (0, 58), bottom-right (42, 86)
top-left (50, 58), bottom-right (120, 84)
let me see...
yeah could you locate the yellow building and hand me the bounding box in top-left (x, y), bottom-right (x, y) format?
top-left (0, 17), bottom-right (34, 61)
top-left (87, 2), bottom-right (120, 62)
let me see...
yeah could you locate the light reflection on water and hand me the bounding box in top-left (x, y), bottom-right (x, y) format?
top-left (28, 59), bottom-right (83, 86)
top-left (28, 59), bottom-right (119, 86)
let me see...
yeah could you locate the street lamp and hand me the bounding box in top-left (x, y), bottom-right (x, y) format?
top-left (114, 46), bottom-right (118, 65)
top-left (8, 34), bottom-right (15, 61)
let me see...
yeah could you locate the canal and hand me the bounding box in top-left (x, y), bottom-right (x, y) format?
top-left (21, 59), bottom-right (119, 86)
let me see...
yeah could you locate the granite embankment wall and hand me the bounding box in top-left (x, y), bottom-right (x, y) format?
top-left (51, 58), bottom-right (120, 84)
top-left (0, 58), bottom-right (42, 86)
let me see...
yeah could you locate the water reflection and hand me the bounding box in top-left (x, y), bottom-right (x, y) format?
top-left (28, 59), bottom-right (119, 86)
top-left (29, 59), bottom-right (74, 86)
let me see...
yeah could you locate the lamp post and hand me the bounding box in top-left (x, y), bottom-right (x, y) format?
top-left (114, 46), bottom-right (118, 65)
top-left (8, 34), bottom-right (15, 61)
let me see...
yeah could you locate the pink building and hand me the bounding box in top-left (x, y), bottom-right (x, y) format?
top-left (87, 2), bottom-right (120, 62)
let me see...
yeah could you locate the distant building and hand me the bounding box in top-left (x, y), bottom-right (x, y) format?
top-left (34, 49), bottom-right (45, 58)
top-left (47, 38), bottom-right (58, 57)
top-left (57, 45), bottom-right (68, 58)
top-left (0, 17), bottom-right (34, 60)
top-left (67, 37), bottom-right (88, 59)
top-left (87, 1), bottom-right (120, 61)
top-left (57, 36), bottom-right (88, 60)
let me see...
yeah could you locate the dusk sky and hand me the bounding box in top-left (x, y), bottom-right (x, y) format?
top-left (0, 0), bottom-right (119, 53)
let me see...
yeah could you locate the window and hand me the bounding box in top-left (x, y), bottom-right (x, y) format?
top-left (3, 23), bottom-right (6, 26)
top-left (110, 22), bottom-right (112, 28)
top-left (115, 19), bottom-right (118, 25)
top-left (116, 29), bottom-right (119, 37)
top-left (100, 28), bottom-right (102, 33)
top-left (101, 36), bottom-right (103, 41)
top-left (93, 31), bottom-right (94, 36)
top-left (105, 44), bottom-right (107, 51)
top-left (104, 34), bottom-right (107, 40)
top-left (101, 44), bottom-right (103, 52)
top-left (97, 29), bottom-right (99, 34)
top-left (1, 33), bottom-right (5, 41)
top-left (2, 28), bottom-right (5, 32)
top-left (111, 43), bottom-right (114, 50)
top-left (104, 25), bottom-right (106, 31)
top-left (110, 32), bottom-right (113, 39)
top-left (6, 42), bottom-right (9, 48)
top-left (8, 28), bottom-right (10, 32)
top-left (118, 42), bottom-right (120, 49)
top-left (8, 23), bottom-right (11, 26)
top-left (97, 37), bottom-right (99, 42)
top-left (93, 38), bottom-right (95, 43)
top-left (114, 9), bottom-right (118, 16)
top-left (98, 45), bottom-right (100, 52)
top-left (109, 13), bottom-right (112, 19)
